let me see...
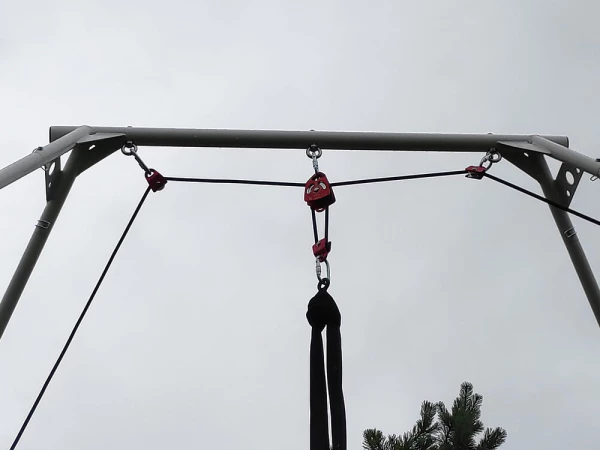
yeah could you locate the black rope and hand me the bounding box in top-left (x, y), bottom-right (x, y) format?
top-left (325, 207), bottom-right (329, 244)
top-left (330, 170), bottom-right (468, 187)
top-left (164, 170), bottom-right (468, 189)
top-left (10, 186), bottom-right (152, 450)
top-left (164, 176), bottom-right (304, 187)
top-left (483, 173), bottom-right (600, 227)
top-left (306, 281), bottom-right (346, 450)
top-left (311, 209), bottom-right (319, 243)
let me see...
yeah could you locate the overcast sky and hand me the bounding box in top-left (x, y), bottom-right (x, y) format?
top-left (1, 1), bottom-right (600, 449)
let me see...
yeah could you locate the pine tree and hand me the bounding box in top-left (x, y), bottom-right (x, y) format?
top-left (362, 382), bottom-right (507, 450)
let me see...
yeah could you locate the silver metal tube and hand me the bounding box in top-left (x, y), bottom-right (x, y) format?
top-left (532, 135), bottom-right (600, 179)
top-left (0, 126), bottom-right (91, 191)
top-left (536, 157), bottom-right (600, 327)
top-left (50, 126), bottom-right (569, 152)
top-left (0, 151), bottom-right (81, 340)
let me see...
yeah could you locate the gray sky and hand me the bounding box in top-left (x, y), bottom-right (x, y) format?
top-left (1, 1), bottom-right (600, 449)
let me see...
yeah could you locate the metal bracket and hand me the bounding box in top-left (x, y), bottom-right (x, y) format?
top-left (43, 157), bottom-right (62, 202)
top-left (496, 141), bottom-right (545, 183)
top-left (39, 133), bottom-right (126, 202)
top-left (496, 141), bottom-right (582, 207)
top-left (74, 132), bottom-right (128, 176)
top-left (555, 163), bottom-right (583, 207)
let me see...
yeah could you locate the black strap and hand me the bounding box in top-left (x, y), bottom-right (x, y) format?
top-left (306, 280), bottom-right (347, 450)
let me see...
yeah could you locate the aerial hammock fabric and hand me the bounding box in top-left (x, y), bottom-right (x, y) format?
top-left (307, 279), bottom-right (347, 450)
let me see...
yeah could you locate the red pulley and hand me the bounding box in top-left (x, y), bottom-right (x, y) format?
top-left (145, 169), bottom-right (167, 192)
top-left (313, 239), bottom-right (331, 262)
top-left (465, 165), bottom-right (486, 180)
top-left (305, 172), bottom-right (336, 211)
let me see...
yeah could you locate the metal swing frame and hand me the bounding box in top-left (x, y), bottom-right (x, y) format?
top-left (1, 126), bottom-right (599, 340)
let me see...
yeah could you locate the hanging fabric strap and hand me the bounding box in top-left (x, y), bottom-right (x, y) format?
top-left (306, 280), bottom-right (347, 450)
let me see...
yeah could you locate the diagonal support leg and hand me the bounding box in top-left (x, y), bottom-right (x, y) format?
top-left (0, 151), bottom-right (81, 340)
top-left (501, 148), bottom-right (600, 327)
top-left (0, 135), bottom-right (125, 341)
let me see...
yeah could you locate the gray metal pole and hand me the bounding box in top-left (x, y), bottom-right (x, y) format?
top-left (49, 126), bottom-right (569, 152)
top-left (0, 151), bottom-right (81, 340)
top-left (536, 157), bottom-right (600, 326)
top-left (532, 135), bottom-right (600, 179)
top-left (0, 126), bottom-right (91, 191)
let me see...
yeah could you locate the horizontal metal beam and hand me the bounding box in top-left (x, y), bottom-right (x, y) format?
top-left (50, 126), bottom-right (569, 152)
top-left (0, 126), bottom-right (92, 191)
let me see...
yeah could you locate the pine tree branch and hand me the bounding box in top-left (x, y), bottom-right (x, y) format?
top-left (363, 429), bottom-right (386, 450)
top-left (476, 427), bottom-right (507, 450)
top-left (364, 382), bottom-right (507, 450)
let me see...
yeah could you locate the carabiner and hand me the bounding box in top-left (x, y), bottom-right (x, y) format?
top-left (316, 257), bottom-right (331, 282)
